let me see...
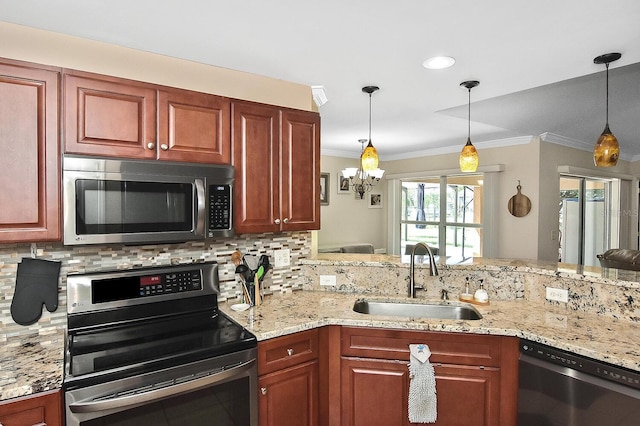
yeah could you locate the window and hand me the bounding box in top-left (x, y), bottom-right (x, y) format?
top-left (400, 175), bottom-right (483, 260)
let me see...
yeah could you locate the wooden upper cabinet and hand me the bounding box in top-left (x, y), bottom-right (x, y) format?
top-left (158, 89), bottom-right (230, 163)
top-left (232, 101), bottom-right (320, 234)
top-left (0, 59), bottom-right (60, 243)
top-left (232, 101), bottom-right (281, 234)
top-left (63, 70), bottom-right (231, 164)
top-left (281, 110), bottom-right (320, 232)
top-left (63, 71), bottom-right (157, 159)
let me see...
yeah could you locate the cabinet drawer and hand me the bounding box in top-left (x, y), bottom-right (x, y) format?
top-left (258, 329), bottom-right (319, 375)
top-left (341, 327), bottom-right (502, 367)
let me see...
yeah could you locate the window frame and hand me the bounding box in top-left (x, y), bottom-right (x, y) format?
top-left (386, 165), bottom-right (503, 258)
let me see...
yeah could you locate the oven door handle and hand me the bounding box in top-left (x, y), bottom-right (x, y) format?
top-left (69, 359), bottom-right (255, 414)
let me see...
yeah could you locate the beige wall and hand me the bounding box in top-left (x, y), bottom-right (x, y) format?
top-left (322, 139), bottom-right (639, 261)
top-left (318, 156), bottom-right (387, 251)
top-left (378, 139), bottom-right (541, 259)
top-left (0, 22), bottom-right (313, 111)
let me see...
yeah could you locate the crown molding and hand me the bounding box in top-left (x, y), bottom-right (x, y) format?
top-left (540, 132), bottom-right (634, 162)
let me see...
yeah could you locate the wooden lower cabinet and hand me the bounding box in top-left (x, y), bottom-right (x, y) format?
top-left (341, 358), bottom-right (500, 426)
top-left (258, 360), bottom-right (318, 426)
top-left (0, 389), bottom-right (62, 426)
top-left (339, 327), bottom-right (518, 426)
top-left (258, 329), bottom-right (319, 426)
top-left (258, 327), bottom-right (518, 426)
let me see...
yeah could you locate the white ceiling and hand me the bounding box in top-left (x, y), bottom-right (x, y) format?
top-left (2, 0), bottom-right (639, 161)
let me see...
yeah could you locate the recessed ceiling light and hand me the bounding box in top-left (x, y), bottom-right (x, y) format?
top-left (422, 56), bottom-right (456, 70)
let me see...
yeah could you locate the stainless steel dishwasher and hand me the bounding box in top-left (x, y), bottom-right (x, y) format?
top-left (518, 339), bottom-right (640, 426)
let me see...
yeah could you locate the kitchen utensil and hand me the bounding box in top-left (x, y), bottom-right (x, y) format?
top-left (230, 303), bottom-right (250, 312)
top-left (257, 255), bottom-right (271, 280)
top-left (256, 265), bottom-right (265, 280)
top-left (243, 254), bottom-right (258, 271)
top-left (231, 250), bottom-right (243, 266)
top-left (508, 181), bottom-right (531, 217)
top-left (254, 273), bottom-right (261, 306)
top-left (235, 264), bottom-right (253, 285)
top-left (240, 281), bottom-right (252, 305)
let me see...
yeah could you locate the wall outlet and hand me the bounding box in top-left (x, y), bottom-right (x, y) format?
top-left (319, 275), bottom-right (336, 286)
top-left (273, 249), bottom-right (291, 267)
top-left (545, 286), bottom-right (569, 303)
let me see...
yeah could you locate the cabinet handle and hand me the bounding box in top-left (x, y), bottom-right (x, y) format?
top-left (274, 218), bottom-right (281, 225)
top-left (147, 142), bottom-right (156, 150)
top-left (287, 348), bottom-right (294, 356)
top-left (283, 218), bottom-right (289, 224)
top-left (260, 387), bottom-right (268, 395)
top-left (160, 144), bottom-right (168, 151)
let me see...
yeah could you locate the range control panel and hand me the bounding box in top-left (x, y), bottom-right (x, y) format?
top-left (90, 269), bottom-right (203, 304)
top-left (139, 270), bottom-right (202, 297)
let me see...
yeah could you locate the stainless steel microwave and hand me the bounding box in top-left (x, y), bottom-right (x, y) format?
top-left (63, 155), bottom-right (234, 245)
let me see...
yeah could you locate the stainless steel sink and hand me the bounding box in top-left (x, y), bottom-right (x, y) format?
top-left (352, 299), bottom-right (482, 320)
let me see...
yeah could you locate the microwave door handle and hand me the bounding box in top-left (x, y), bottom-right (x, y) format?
top-left (68, 359), bottom-right (255, 414)
top-left (195, 178), bottom-right (206, 236)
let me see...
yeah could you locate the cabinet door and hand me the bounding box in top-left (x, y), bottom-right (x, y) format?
top-left (158, 89), bottom-right (230, 164)
top-left (232, 101), bottom-right (281, 234)
top-left (341, 357), bottom-right (500, 426)
top-left (432, 364), bottom-right (501, 426)
top-left (259, 360), bottom-right (318, 426)
top-left (0, 60), bottom-right (60, 242)
top-left (63, 72), bottom-right (157, 159)
top-left (281, 110), bottom-right (320, 231)
top-left (341, 357), bottom-right (411, 426)
top-left (0, 389), bottom-right (62, 426)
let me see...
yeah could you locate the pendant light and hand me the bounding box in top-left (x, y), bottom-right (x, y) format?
top-left (459, 80), bottom-right (480, 173)
top-left (593, 52), bottom-right (622, 167)
top-left (360, 86), bottom-right (380, 172)
top-left (341, 86), bottom-right (384, 199)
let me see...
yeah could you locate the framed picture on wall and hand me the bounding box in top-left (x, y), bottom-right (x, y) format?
top-left (338, 174), bottom-right (350, 193)
top-left (320, 173), bottom-right (329, 205)
top-left (368, 192), bottom-right (383, 208)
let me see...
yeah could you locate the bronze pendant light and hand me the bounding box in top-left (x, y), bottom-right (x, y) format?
top-left (459, 80), bottom-right (480, 172)
top-left (593, 52), bottom-right (621, 167)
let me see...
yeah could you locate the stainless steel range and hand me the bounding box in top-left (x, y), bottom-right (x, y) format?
top-left (63, 262), bottom-right (257, 426)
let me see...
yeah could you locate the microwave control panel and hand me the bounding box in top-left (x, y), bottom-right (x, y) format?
top-left (208, 184), bottom-right (232, 233)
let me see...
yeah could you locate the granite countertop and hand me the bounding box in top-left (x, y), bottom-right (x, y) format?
top-left (0, 329), bottom-right (65, 400)
top-left (221, 290), bottom-right (640, 372)
top-left (3, 254), bottom-right (640, 402)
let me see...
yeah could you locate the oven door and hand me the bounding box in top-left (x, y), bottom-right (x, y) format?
top-left (65, 349), bottom-right (257, 426)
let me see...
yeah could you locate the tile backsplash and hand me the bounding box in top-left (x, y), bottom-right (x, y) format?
top-left (0, 232), bottom-right (311, 344)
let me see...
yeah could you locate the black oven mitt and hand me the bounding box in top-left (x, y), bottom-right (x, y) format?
top-left (10, 258), bottom-right (61, 326)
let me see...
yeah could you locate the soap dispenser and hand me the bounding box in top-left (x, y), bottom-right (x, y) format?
top-left (460, 277), bottom-right (473, 301)
top-left (473, 279), bottom-right (489, 303)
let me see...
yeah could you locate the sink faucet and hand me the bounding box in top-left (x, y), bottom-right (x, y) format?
top-left (409, 242), bottom-right (439, 298)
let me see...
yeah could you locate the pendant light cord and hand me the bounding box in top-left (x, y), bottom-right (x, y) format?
top-left (605, 63), bottom-right (610, 125)
top-left (368, 93), bottom-right (372, 142)
top-left (467, 87), bottom-right (471, 139)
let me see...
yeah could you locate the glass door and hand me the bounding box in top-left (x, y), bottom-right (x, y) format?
top-left (559, 176), bottom-right (610, 266)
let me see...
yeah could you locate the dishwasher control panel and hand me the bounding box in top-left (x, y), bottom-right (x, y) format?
top-left (520, 339), bottom-right (640, 390)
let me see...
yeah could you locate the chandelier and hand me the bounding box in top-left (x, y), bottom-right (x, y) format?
top-left (342, 86), bottom-right (385, 199)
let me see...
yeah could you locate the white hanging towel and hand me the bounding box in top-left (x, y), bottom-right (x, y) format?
top-left (408, 343), bottom-right (437, 423)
